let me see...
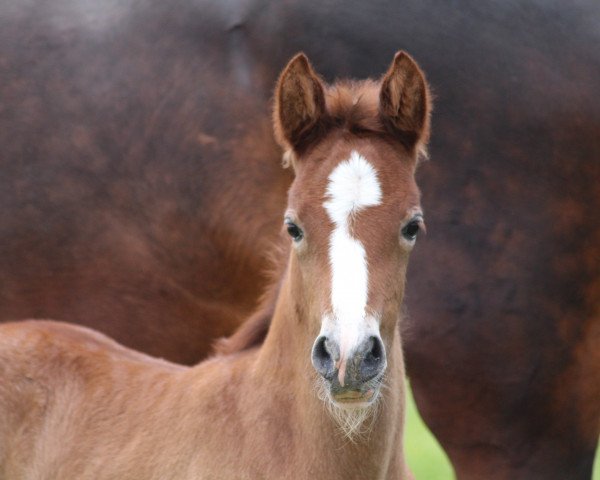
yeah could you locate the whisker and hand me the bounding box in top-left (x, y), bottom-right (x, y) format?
top-left (313, 374), bottom-right (385, 442)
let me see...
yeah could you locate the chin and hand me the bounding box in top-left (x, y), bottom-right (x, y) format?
top-left (316, 378), bottom-right (384, 439)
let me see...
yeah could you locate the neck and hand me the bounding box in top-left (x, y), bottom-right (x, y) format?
top-left (251, 264), bottom-right (409, 478)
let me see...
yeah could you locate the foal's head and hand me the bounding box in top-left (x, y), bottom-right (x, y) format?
top-left (273, 52), bottom-right (431, 422)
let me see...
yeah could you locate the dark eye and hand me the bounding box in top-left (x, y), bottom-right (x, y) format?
top-left (402, 220), bottom-right (421, 241)
top-left (285, 221), bottom-right (304, 242)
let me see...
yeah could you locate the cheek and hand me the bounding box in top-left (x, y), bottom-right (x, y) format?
top-left (366, 250), bottom-right (408, 314)
top-left (291, 249), bottom-right (332, 322)
top-left (369, 246), bottom-right (408, 292)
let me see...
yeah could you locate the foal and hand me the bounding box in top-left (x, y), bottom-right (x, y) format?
top-left (0, 51), bottom-right (431, 479)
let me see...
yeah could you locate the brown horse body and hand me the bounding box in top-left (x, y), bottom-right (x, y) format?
top-left (0, 0), bottom-right (292, 364)
top-left (0, 53), bottom-right (430, 480)
top-left (1, 1), bottom-right (598, 479)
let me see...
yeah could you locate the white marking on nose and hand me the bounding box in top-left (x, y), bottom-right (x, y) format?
top-left (322, 151), bottom-right (382, 386)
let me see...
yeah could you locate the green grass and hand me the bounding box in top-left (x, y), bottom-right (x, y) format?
top-left (404, 383), bottom-right (454, 479)
top-left (404, 383), bottom-right (600, 480)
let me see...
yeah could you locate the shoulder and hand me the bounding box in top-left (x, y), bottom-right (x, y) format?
top-left (0, 320), bottom-right (184, 375)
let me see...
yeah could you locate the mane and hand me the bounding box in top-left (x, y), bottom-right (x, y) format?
top-left (212, 239), bottom-right (287, 356)
top-left (325, 79), bottom-right (430, 161)
top-left (326, 80), bottom-right (385, 134)
top-left (281, 79), bottom-right (429, 169)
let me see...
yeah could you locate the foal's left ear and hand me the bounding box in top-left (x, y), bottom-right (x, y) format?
top-left (380, 52), bottom-right (431, 154)
top-left (273, 53), bottom-right (326, 152)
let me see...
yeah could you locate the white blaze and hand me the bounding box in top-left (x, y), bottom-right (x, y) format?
top-left (322, 151), bottom-right (382, 382)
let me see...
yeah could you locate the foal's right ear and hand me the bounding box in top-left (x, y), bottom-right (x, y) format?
top-left (273, 53), bottom-right (326, 152)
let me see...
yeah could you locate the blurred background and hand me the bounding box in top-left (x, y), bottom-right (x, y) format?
top-left (1, 1), bottom-right (598, 478)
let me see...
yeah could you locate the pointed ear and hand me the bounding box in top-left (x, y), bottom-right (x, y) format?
top-left (379, 51), bottom-right (431, 152)
top-left (273, 53), bottom-right (326, 151)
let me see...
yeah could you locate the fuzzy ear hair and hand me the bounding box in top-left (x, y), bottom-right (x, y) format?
top-left (273, 53), bottom-right (326, 152)
top-left (379, 51), bottom-right (431, 154)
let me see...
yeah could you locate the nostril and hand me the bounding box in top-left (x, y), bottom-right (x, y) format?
top-left (314, 336), bottom-right (329, 359)
top-left (311, 336), bottom-right (336, 380)
top-left (360, 336), bottom-right (386, 381)
top-left (365, 336), bottom-right (383, 364)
